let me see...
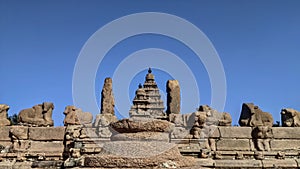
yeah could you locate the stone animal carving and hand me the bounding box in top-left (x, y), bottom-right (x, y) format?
top-left (218, 112), bottom-right (232, 126)
top-left (0, 104), bottom-right (11, 126)
top-left (281, 108), bottom-right (300, 127)
top-left (18, 102), bottom-right (54, 126)
top-left (239, 103), bottom-right (273, 127)
top-left (63, 105), bottom-right (93, 126)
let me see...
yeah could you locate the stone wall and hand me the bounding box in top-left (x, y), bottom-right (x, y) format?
top-left (2, 124), bottom-right (300, 168)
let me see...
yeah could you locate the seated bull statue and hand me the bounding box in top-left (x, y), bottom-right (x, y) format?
top-left (63, 105), bottom-right (93, 126)
top-left (281, 108), bottom-right (300, 127)
top-left (239, 103), bottom-right (273, 127)
top-left (18, 102), bottom-right (54, 126)
top-left (0, 104), bottom-right (11, 126)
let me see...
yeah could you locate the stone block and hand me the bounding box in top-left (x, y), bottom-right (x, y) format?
top-left (12, 162), bottom-right (32, 169)
top-left (12, 140), bottom-right (30, 152)
top-left (216, 139), bottom-right (250, 151)
top-left (0, 161), bottom-right (14, 169)
top-left (271, 140), bottom-right (300, 151)
top-left (9, 126), bottom-right (28, 140)
top-left (29, 127), bottom-right (65, 141)
top-left (80, 127), bottom-right (98, 138)
top-left (170, 127), bottom-right (190, 139)
top-left (272, 127), bottom-right (300, 139)
top-left (29, 141), bottom-right (64, 153)
top-left (0, 127), bottom-right (10, 141)
top-left (262, 159), bottom-right (297, 168)
top-left (215, 160), bottom-right (262, 168)
top-left (218, 126), bottom-right (252, 138)
top-left (111, 132), bottom-right (169, 142)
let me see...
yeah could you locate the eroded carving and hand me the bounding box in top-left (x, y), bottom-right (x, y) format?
top-left (281, 108), bottom-right (300, 127)
top-left (18, 102), bottom-right (54, 126)
top-left (63, 106), bottom-right (93, 126)
top-left (239, 103), bottom-right (273, 127)
top-left (0, 104), bottom-right (10, 126)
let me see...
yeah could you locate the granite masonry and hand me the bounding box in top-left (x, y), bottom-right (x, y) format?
top-left (1, 69), bottom-right (300, 169)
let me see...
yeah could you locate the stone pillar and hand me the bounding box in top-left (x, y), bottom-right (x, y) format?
top-left (100, 77), bottom-right (115, 115)
top-left (166, 80), bottom-right (180, 115)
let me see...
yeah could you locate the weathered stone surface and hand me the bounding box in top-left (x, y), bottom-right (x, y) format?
top-left (169, 113), bottom-right (195, 128)
top-left (12, 140), bottom-right (30, 152)
top-left (31, 161), bottom-right (63, 168)
top-left (239, 103), bottom-right (273, 127)
top-left (29, 141), bottom-right (64, 153)
top-left (166, 80), bottom-right (180, 115)
top-left (101, 77), bottom-right (115, 115)
top-left (271, 140), bottom-right (300, 151)
top-left (170, 127), bottom-right (190, 139)
top-left (94, 113), bottom-right (117, 127)
top-left (216, 139), bottom-right (250, 151)
top-left (110, 118), bottom-right (174, 133)
top-left (80, 127), bottom-right (98, 138)
top-left (273, 127), bottom-right (300, 139)
top-left (65, 125), bottom-right (81, 140)
top-left (12, 162), bottom-right (32, 169)
top-left (252, 126), bottom-right (272, 151)
top-left (0, 104), bottom-right (11, 126)
top-left (281, 108), bottom-right (300, 127)
top-left (111, 132), bottom-right (169, 142)
top-left (219, 126), bottom-right (252, 138)
top-left (9, 126), bottom-right (28, 140)
top-left (29, 127), bottom-right (65, 141)
top-left (63, 105), bottom-right (93, 125)
top-left (262, 159), bottom-right (297, 168)
top-left (215, 160), bottom-right (262, 168)
top-left (0, 127), bottom-right (10, 141)
top-left (97, 127), bottom-right (113, 138)
top-left (18, 102), bottom-right (54, 127)
top-left (85, 141), bottom-right (195, 168)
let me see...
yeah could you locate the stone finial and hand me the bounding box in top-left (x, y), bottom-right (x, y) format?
top-left (166, 80), bottom-right (181, 115)
top-left (63, 105), bottom-right (93, 126)
top-left (239, 103), bottom-right (273, 127)
top-left (18, 102), bottom-right (54, 127)
top-left (100, 77), bottom-right (115, 115)
top-left (281, 108), bottom-right (300, 127)
top-left (0, 104), bottom-right (11, 126)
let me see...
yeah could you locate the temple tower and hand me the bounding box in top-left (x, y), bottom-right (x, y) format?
top-left (129, 68), bottom-right (165, 118)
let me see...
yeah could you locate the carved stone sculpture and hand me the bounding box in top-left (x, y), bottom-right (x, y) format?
top-left (0, 104), bottom-right (10, 126)
top-left (239, 103), bottom-right (273, 127)
top-left (252, 126), bottom-right (272, 151)
top-left (281, 108), bottom-right (300, 127)
top-left (100, 78), bottom-right (115, 115)
top-left (18, 102), bottom-right (54, 126)
top-left (63, 105), bottom-right (93, 126)
top-left (166, 80), bottom-right (180, 115)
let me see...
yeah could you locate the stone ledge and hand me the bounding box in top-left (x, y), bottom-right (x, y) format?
top-left (262, 159), bottom-right (297, 168)
top-left (29, 127), bottom-right (65, 141)
top-left (218, 127), bottom-right (252, 138)
top-left (272, 127), bottom-right (300, 139)
top-left (271, 140), bottom-right (300, 151)
top-left (215, 159), bottom-right (262, 168)
top-left (216, 139), bottom-right (250, 151)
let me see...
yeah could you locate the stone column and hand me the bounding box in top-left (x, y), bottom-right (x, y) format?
top-left (166, 80), bottom-right (181, 115)
top-left (100, 77), bottom-right (115, 115)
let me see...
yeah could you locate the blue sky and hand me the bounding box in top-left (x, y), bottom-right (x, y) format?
top-left (1, 0), bottom-right (300, 126)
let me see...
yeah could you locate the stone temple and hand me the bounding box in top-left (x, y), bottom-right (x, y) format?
top-left (2, 67), bottom-right (300, 168)
top-left (129, 68), bottom-right (166, 119)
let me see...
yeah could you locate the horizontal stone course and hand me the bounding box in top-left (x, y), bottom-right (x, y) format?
top-left (262, 159), bottom-right (297, 168)
top-left (271, 139), bottom-right (300, 151)
top-left (215, 159), bottom-right (262, 168)
top-left (216, 139), bottom-right (250, 151)
top-left (29, 141), bottom-right (64, 153)
top-left (29, 127), bottom-right (65, 141)
top-left (218, 126), bottom-right (252, 138)
top-left (272, 127), bottom-right (300, 139)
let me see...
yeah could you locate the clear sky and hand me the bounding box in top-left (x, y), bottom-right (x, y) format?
top-left (1, 0), bottom-right (300, 126)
